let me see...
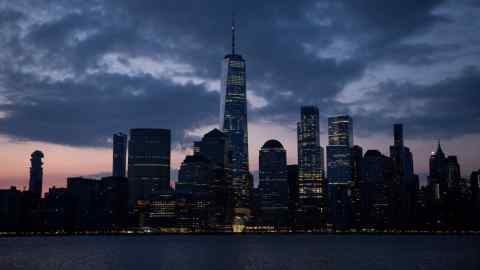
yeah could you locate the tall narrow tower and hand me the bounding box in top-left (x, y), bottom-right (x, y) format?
top-left (220, 17), bottom-right (250, 226)
top-left (326, 115), bottom-right (353, 228)
top-left (296, 106), bottom-right (326, 229)
top-left (113, 132), bottom-right (128, 178)
top-left (29, 150), bottom-right (44, 198)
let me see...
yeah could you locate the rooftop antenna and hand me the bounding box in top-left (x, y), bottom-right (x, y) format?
top-left (231, 12), bottom-right (236, 55)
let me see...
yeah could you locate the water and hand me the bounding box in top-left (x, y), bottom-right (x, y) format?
top-left (0, 235), bottom-right (478, 270)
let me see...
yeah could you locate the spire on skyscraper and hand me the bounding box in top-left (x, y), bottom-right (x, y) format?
top-left (432, 140), bottom-right (445, 157)
top-left (231, 12), bottom-right (236, 55)
top-left (437, 140), bottom-right (443, 153)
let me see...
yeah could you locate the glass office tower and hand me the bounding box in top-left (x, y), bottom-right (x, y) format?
top-left (296, 106), bottom-right (326, 230)
top-left (258, 140), bottom-right (289, 229)
top-left (113, 132), bottom-right (128, 178)
top-left (220, 19), bottom-right (250, 228)
top-left (128, 128), bottom-right (171, 208)
top-left (327, 115), bottom-right (353, 228)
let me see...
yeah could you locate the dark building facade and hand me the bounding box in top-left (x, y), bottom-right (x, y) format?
top-left (112, 132), bottom-right (128, 178)
top-left (199, 129), bottom-right (233, 230)
top-left (389, 124), bottom-right (417, 228)
top-left (257, 140), bottom-right (289, 229)
top-left (471, 170), bottom-right (480, 227)
top-left (128, 128), bottom-right (171, 208)
top-left (287, 165), bottom-right (299, 227)
top-left (67, 177), bottom-right (102, 229)
top-left (29, 150), bottom-right (44, 198)
top-left (176, 155), bottom-right (211, 231)
top-left (99, 176), bottom-right (129, 228)
top-left (43, 187), bottom-right (70, 230)
top-left (296, 106), bottom-right (326, 229)
top-left (0, 187), bottom-right (24, 231)
top-left (181, 128), bottom-right (234, 231)
top-left (429, 142), bottom-right (448, 202)
top-left (350, 145), bottom-right (363, 228)
top-left (361, 150), bottom-right (392, 229)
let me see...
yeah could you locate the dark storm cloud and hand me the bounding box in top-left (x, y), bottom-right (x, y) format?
top-left (0, 0), bottom-right (478, 147)
top-left (0, 71), bottom-right (218, 146)
top-left (354, 66), bottom-right (480, 138)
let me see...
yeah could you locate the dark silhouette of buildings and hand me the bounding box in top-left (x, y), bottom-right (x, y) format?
top-left (176, 155), bottom-right (211, 230)
top-left (43, 186), bottom-right (70, 229)
top-left (389, 124), bottom-right (418, 228)
top-left (174, 128), bottom-right (234, 232)
top-left (287, 165), bottom-right (299, 228)
top-left (29, 150), bottom-right (44, 198)
top-left (257, 140), bottom-right (289, 230)
top-left (361, 150), bottom-right (392, 229)
top-left (0, 187), bottom-right (24, 231)
top-left (198, 129), bottom-right (234, 230)
top-left (220, 19), bottom-right (250, 227)
top-left (113, 132), bottom-right (127, 178)
top-left (64, 176), bottom-right (129, 230)
top-left (350, 145), bottom-right (363, 228)
top-left (429, 142), bottom-right (448, 202)
top-left (296, 106), bottom-right (326, 230)
top-left (1, 18), bottom-right (479, 234)
top-left (471, 170), bottom-right (480, 227)
top-left (67, 177), bottom-right (102, 229)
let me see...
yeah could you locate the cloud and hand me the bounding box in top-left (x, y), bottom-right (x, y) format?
top-left (350, 66), bottom-right (480, 138)
top-left (0, 0), bottom-right (479, 152)
top-left (0, 71), bottom-right (219, 147)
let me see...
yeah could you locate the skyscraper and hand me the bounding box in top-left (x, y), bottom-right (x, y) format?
top-left (198, 128), bottom-right (233, 230)
top-left (361, 150), bottom-right (392, 228)
top-left (296, 106), bottom-right (326, 229)
top-left (350, 145), bottom-right (363, 228)
top-left (177, 154), bottom-right (211, 231)
top-left (446, 156), bottom-right (461, 190)
top-left (429, 142), bottom-right (448, 201)
top-left (389, 124), bottom-right (417, 228)
top-left (128, 129), bottom-right (171, 207)
top-left (470, 169), bottom-right (480, 227)
top-left (112, 132), bottom-right (127, 178)
top-left (29, 150), bottom-right (44, 198)
top-left (326, 115), bottom-right (353, 228)
top-left (178, 155), bottom-right (211, 186)
top-left (287, 165), bottom-right (299, 227)
top-left (198, 129), bottom-right (231, 168)
top-left (328, 115), bottom-right (353, 147)
top-left (258, 140), bottom-right (289, 229)
top-left (220, 18), bottom-right (250, 226)
top-left (327, 115), bottom-right (353, 184)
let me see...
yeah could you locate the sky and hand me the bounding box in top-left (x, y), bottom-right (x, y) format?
top-left (0, 0), bottom-right (479, 190)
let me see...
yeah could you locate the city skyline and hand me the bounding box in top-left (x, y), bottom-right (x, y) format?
top-left (1, 0), bottom-right (480, 190)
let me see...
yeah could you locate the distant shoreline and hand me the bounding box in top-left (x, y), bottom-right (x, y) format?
top-left (1, 231), bottom-right (479, 237)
